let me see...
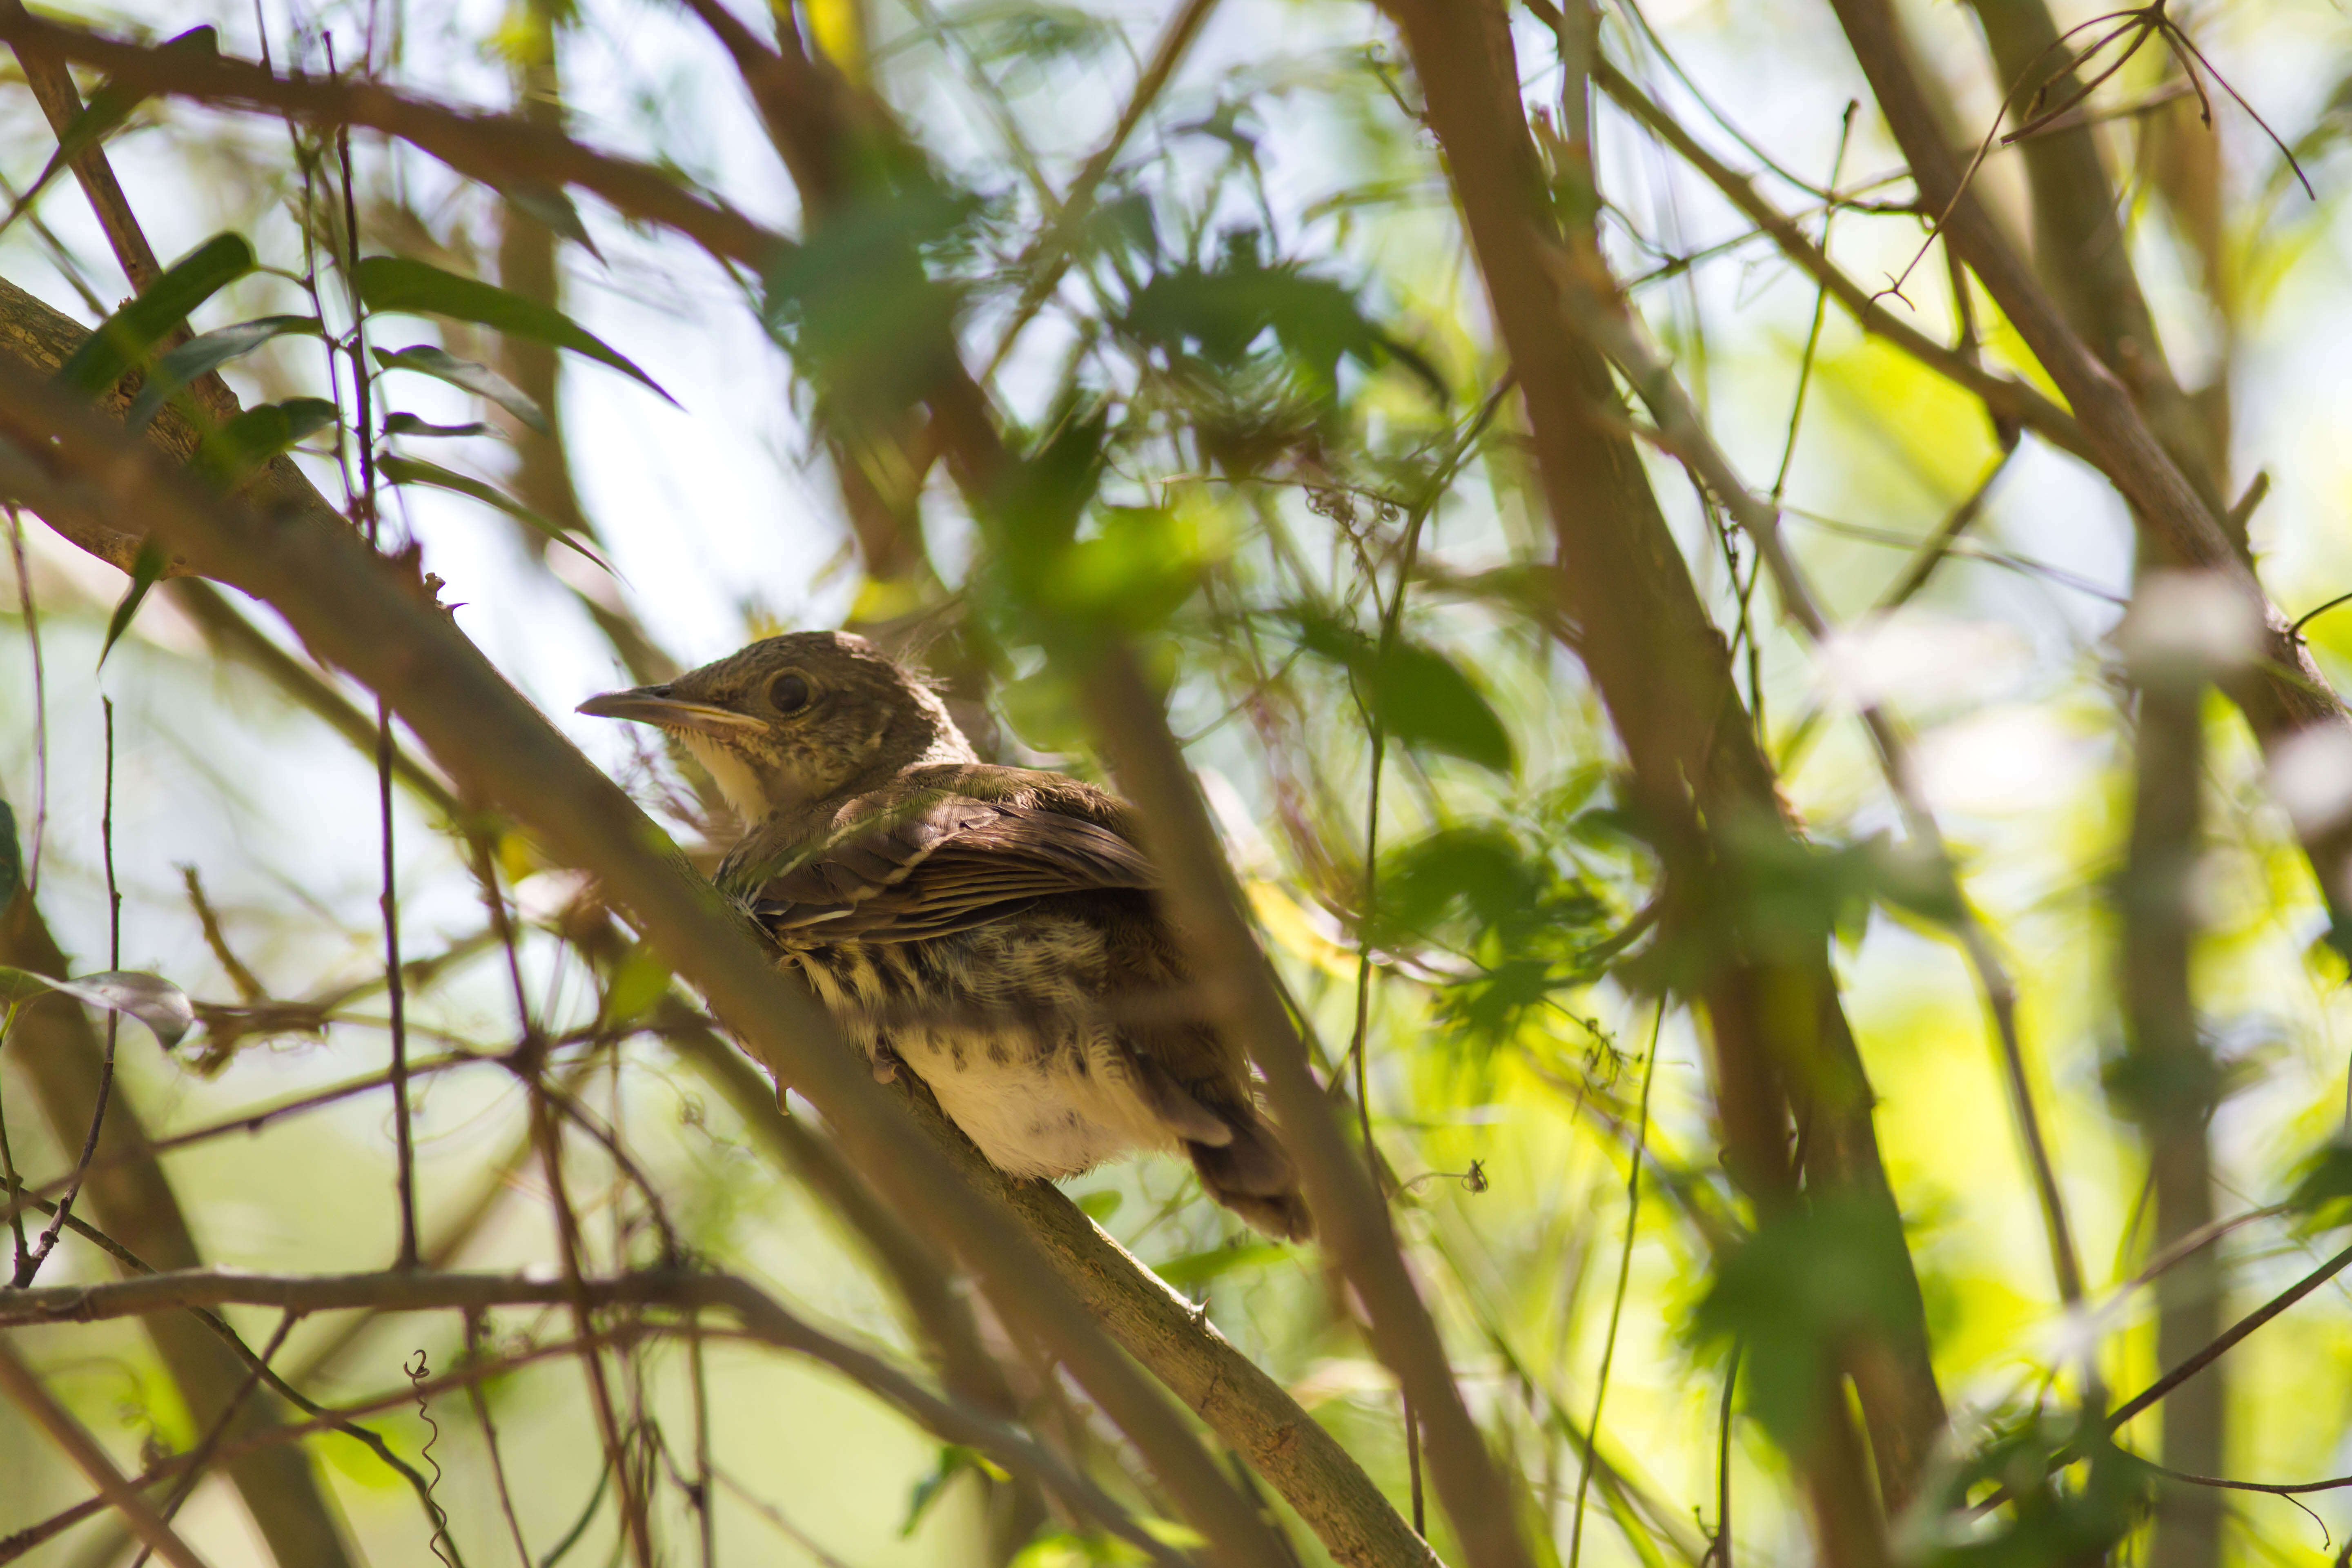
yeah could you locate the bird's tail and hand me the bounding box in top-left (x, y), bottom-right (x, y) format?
top-left (1126, 1051), bottom-right (1313, 1240)
top-left (1187, 1100), bottom-right (1314, 1242)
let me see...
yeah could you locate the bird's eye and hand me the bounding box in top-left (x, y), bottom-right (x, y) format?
top-left (768, 672), bottom-right (812, 715)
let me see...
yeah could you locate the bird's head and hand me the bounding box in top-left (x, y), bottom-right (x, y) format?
top-left (577, 631), bottom-right (975, 821)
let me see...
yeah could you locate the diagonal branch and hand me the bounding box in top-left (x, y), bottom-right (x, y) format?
top-left (1823, 0), bottom-right (2352, 938)
top-left (0, 353), bottom-right (1290, 1568)
top-left (0, 13), bottom-right (779, 269)
top-left (1374, 0), bottom-right (1945, 1529)
top-left (0, 1334), bottom-right (212, 1568)
top-left (1584, 54), bottom-right (2091, 463)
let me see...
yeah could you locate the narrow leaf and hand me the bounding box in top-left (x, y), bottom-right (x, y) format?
top-left (0, 800), bottom-right (19, 911)
top-left (98, 536), bottom-right (167, 670)
top-left (354, 255), bottom-right (672, 402)
top-left (383, 412), bottom-right (491, 439)
top-left (127, 315), bottom-right (321, 432)
top-left (374, 345), bottom-right (548, 432)
top-left (499, 182), bottom-right (601, 258)
top-left (378, 454), bottom-right (612, 571)
top-left (0, 966), bottom-right (194, 1048)
top-left (56, 233), bottom-right (257, 397)
top-left (195, 397), bottom-right (340, 491)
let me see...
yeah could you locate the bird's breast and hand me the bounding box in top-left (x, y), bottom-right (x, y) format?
top-left (789, 914), bottom-right (1172, 1178)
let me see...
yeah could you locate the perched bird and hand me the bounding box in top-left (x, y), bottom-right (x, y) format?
top-left (578, 631), bottom-right (1313, 1241)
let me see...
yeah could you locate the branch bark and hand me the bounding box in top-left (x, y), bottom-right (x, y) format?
top-left (0, 13), bottom-right (778, 271)
top-left (0, 353), bottom-right (1294, 1568)
top-left (1823, 0), bottom-right (2352, 935)
top-left (0, 264), bottom-right (1436, 1568)
top-left (1376, 0), bottom-right (1943, 1529)
top-left (2120, 623), bottom-right (2223, 1568)
top-left (0, 1263), bottom-right (1183, 1568)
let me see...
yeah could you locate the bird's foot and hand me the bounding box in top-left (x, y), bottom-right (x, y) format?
top-left (870, 1043), bottom-right (905, 1085)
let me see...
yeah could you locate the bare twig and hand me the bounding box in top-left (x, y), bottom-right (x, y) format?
top-left (0, 1263), bottom-right (1195, 1568)
top-left (0, 13), bottom-right (779, 270)
top-left (16, 699), bottom-right (118, 1287)
top-left (1567, 1003), bottom-right (1662, 1568)
top-left (0, 1334), bottom-right (212, 1568)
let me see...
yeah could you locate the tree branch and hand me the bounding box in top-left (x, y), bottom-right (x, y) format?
top-left (0, 354), bottom-right (1292, 1568)
top-left (0, 13), bottom-right (779, 270)
top-left (1822, 0), bottom-right (2352, 937)
top-left (1374, 0), bottom-right (1944, 1526)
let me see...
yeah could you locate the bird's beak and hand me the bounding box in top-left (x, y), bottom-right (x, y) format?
top-left (575, 686), bottom-right (769, 737)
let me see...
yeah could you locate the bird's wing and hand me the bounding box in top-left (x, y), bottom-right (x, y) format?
top-left (743, 792), bottom-right (1158, 942)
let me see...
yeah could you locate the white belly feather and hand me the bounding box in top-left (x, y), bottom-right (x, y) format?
top-left (792, 920), bottom-right (1176, 1179)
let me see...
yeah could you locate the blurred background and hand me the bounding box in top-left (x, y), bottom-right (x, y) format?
top-left (5, 0), bottom-right (2352, 1562)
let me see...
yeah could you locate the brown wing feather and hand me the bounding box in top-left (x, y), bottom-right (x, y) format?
top-left (744, 792), bottom-right (1157, 942)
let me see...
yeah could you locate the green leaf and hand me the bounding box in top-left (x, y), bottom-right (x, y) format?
top-left (1120, 235), bottom-right (1444, 403)
top-left (373, 345), bottom-right (548, 432)
top-left (1690, 1198), bottom-right (1915, 1454)
top-left (56, 232), bottom-right (257, 398)
top-left (378, 454), bottom-right (612, 571)
top-left (499, 182), bottom-right (601, 257)
top-left (98, 536), bottom-right (167, 670)
top-left (354, 255), bottom-right (672, 402)
top-left (127, 315), bottom-right (321, 432)
top-left (601, 945), bottom-right (673, 1028)
top-left (1075, 1188), bottom-right (1124, 1222)
top-left (760, 179), bottom-right (980, 421)
top-left (1290, 613), bottom-right (1514, 773)
top-left (893, 1457), bottom-right (978, 1542)
top-left (0, 800), bottom-right (18, 912)
top-left (383, 412), bottom-right (492, 439)
top-left (0, 967), bottom-right (194, 1048)
top-left (1153, 1241), bottom-right (1285, 1288)
top-left (196, 397), bottom-right (341, 488)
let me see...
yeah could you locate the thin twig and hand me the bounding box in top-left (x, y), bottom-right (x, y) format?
top-left (1567, 1001), bottom-right (1662, 1568)
top-left (17, 698), bottom-right (118, 1286)
top-left (127, 1311), bottom-right (301, 1568)
top-left (463, 1314), bottom-right (535, 1568)
top-left (7, 506), bottom-right (45, 893)
top-left (1767, 101), bottom-right (1857, 503)
top-left (1561, 238), bottom-right (2090, 1310)
top-left (0, 1335), bottom-right (212, 1568)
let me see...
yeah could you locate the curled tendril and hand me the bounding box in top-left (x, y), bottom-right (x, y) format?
top-left (406, 1348), bottom-right (459, 1568)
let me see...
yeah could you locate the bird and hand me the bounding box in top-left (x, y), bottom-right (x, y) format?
top-left (577, 630), bottom-right (1314, 1241)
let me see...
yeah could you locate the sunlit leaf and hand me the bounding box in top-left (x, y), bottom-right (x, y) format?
top-left (126, 315), bottom-right (322, 432)
top-left (379, 454), bottom-right (612, 571)
top-left (1690, 1198), bottom-right (1916, 1452)
top-left (354, 255), bottom-right (671, 402)
top-left (1075, 1188), bottom-right (1123, 1222)
top-left (1153, 1241), bottom-right (1285, 1287)
top-left (1290, 612), bottom-right (1514, 773)
top-left (0, 966), bottom-right (194, 1048)
top-left (602, 944), bottom-right (674, 1027)
top-left (374, 345), bottom-right (549, 432)
top-left (760, 179), bottom-right (980, 421)
top-left (56, 233), bottom-right (256, 397)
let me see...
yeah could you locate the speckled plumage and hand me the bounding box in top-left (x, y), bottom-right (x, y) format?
top-left (579, 632), bottom-right (1313, 1240)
